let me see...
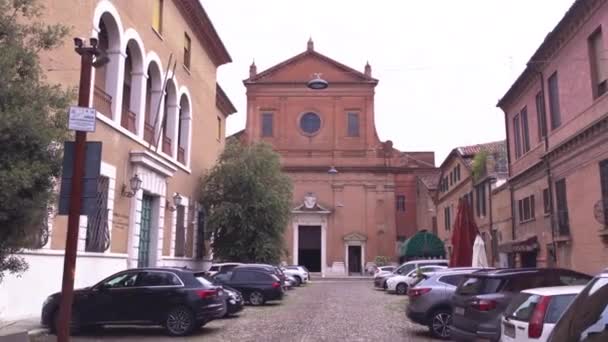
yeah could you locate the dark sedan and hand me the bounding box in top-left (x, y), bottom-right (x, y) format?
top-left (41, 268), bottom-right (226, 336)
top-left (212, 266), bottom-right (284, 306)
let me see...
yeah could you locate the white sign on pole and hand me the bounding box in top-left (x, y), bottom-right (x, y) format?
top-left (68, 106), bottom-right (96, 132)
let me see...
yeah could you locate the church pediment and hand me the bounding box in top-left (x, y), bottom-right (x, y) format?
top-left (292, 192), bottom-right (331, 213)
top-left (343, 231), bottom-right (367, 242)
top-left (245, 43), bottom-right (377, 85)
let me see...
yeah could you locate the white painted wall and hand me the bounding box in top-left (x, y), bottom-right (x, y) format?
top-left (0, 251), bottom-right (127, 321)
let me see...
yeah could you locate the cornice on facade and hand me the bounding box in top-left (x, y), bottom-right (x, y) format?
top-left (281, 165), bottom-right (437, 174)
top-left (544, 113), bottom-right (608, 161)
top-left (497, 0), bottom-right (606, 109)
top-left (243, 48), bottom-right (378, 85)
top-left (174, 0), bottom-right (232, 66)
top-left (216, 84), bottom-right (237, 116)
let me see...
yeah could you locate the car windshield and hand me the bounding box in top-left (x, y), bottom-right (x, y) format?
top-left (504, 292), bottom-right (541, 321)
top-left (550, 277), bottom-right (608, 342)
top-left (396, 264), bottom-right (415, 275)
top-left (456, 276), bottom-right (504, 295)
top-left (209, 266), bottom-right (219, 271)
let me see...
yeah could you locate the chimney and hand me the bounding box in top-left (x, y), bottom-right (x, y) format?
top-left (364, 61), bottom-right (372, 77)
top-left (249, 60), bottom-right (257, 78)
top-left (307, 37), bottom-right (314, 51)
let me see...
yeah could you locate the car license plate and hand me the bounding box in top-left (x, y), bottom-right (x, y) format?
top-left (454, 307), bottom-right (465, 315)
top-left (503, 322), bottom-right (515, 338)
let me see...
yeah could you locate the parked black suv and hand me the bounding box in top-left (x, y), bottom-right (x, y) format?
top-left (41, 268), bottom-right (226, 336)
top-left (451, 268), bottom-right (591, 341)
top-left (212, 266), bottom-right (284, 306)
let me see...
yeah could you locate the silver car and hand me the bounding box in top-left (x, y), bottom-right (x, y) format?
top-left (406, 268), bottom-right (485, 339)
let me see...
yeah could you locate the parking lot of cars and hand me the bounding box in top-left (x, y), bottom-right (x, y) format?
top-left (40, 263), bottom-right (310, 337)
top-left (375, 261), bottom-right (608, 342)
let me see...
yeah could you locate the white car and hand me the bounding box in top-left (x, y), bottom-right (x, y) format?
top-left (207, 262), bottom-right (242, 276)
top-left (281, 265), bottom-right (309, 286)
top-left (501, 285), bottom-right (584, 342)
top-left (386, 265), bottom-right (447, 294)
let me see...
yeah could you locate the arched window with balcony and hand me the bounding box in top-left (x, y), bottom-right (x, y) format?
top-left (163, 79), bottom-right (178, 156)
top-left (93, 13), bottom-right (121, 119)
top-left (92, 2), bottom-right (124, 120)
top-left (121, 38), bottom-right (144, 134)
top-left (144, 62), bottom-right (162, 145)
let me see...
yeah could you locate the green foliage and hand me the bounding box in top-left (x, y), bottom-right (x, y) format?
top-left (0, 0), bottom-right (72, 282)
top-left (374, 256), bottom-right (390, 266)
top-left (471, 150), bottom-right (488, 182)
top-left (199, 140), bottom-right (293, 264)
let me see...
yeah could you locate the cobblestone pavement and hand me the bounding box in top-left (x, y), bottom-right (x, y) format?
top-left (36, 280), bottom-right (438, 342)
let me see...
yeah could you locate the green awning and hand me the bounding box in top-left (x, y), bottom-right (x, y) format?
top-left (400, 230), bottom-right (446, 259)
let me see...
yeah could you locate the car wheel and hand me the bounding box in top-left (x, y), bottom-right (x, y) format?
top-left (249, 291), bottom-right (265, 306)
top-left (293, 276), bottom-right (302, 287)
top-left (383, 280), bottom-right (388, 289)
top-left (396, 283), bottom-right (408, 295)
top-left (429, 309), bottom-right (452, 339)
top-left (165, 306), bottom-right (196, 337)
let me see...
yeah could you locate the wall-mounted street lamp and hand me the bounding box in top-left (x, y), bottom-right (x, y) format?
top-left (328, 166), bottom-right (338, 174)
top-left (168, 193), bottom-right (183, 212)
top-left (307, 73), bottom-right (328, 90)
top-left (121, 174), bottom-right (142, 198)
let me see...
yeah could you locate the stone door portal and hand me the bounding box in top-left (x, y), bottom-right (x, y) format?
top-left (298, 225), bottom-right (322, 272)
top-left (348, 245), bottom-right (362, 274)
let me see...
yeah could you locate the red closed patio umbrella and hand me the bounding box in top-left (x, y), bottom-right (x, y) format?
top-left (449, 198), bottom-right (479, 267)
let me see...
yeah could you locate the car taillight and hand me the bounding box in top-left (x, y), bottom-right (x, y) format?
top-left (272, 281), bottom-right (281, 289)
top-left (407, 288), bottom-right (431, 297)
top-left (196, 289), bottom-right (218, 299)
top-left (470, 299), bottom-right (497, 311)
top-left (528, 295), bottom-right (551, 338)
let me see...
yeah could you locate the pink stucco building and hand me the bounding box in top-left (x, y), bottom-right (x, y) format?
top-left (497, 0), bottom-right (608, 274)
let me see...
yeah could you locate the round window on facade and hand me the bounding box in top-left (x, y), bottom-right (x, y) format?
top-left (299, 112), bottom-right (321, 135)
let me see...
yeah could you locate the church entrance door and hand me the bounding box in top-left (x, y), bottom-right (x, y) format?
top-left (298, 225), bottom-right (321, 272)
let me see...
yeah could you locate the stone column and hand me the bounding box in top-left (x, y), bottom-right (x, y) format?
top-left (292, 221), bottom-right (299, 265)
top-left (321, 222), bottom-right (327, 278)
top-left (131, 71), bottom-right (147, 137)
top-left (105, 50), bottom-right (126, 122)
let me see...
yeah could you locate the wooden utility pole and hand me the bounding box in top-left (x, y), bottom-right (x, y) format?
top-left (56, 37), bottom-right (107, 342)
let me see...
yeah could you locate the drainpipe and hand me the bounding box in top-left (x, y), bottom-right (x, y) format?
top-left (533, 64), bottom-right (558, 266)
top-left (488, 177), bottom-right (496, 265)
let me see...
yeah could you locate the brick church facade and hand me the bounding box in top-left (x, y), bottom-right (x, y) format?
top-left (239, 40), bottom-right (437, 276)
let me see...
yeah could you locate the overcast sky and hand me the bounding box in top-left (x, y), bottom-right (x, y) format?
top-left (202, 0), bottom-right (574, 163)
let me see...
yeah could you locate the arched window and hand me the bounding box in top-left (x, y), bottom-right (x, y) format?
top-left (144, 62), bottom-right (162, 144)
top-left (121, 49), bottom-right (135, 132)
top-left (121, 39), bottom-right (144, 134)
top-left (162, 80), bottom-right (178, 156)
top-left (93, 13), bottom-right (120, 119)
top-left (177, 94), bottom-right (190, 164)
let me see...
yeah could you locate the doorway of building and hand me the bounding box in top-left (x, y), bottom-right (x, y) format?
top-left (348, 245), bottom-right (362, 274)
top-left (520, 251), bottom-right (538, 268)
top-left (138, 194), bottom-right (154, 268)
top-left (298, 225), bottom-right (321, 272)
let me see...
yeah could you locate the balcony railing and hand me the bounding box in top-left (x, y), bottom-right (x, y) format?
top-left (178, 146), bottom-right (185, 163)
top-left (93, 86), bottom-right (112, 118)
top-left (144, 122), bottom-right (155, 144)
top-left (163, 136), bottom-right (172, 155)
top-left (121, 108), bottom-right (137, 134)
